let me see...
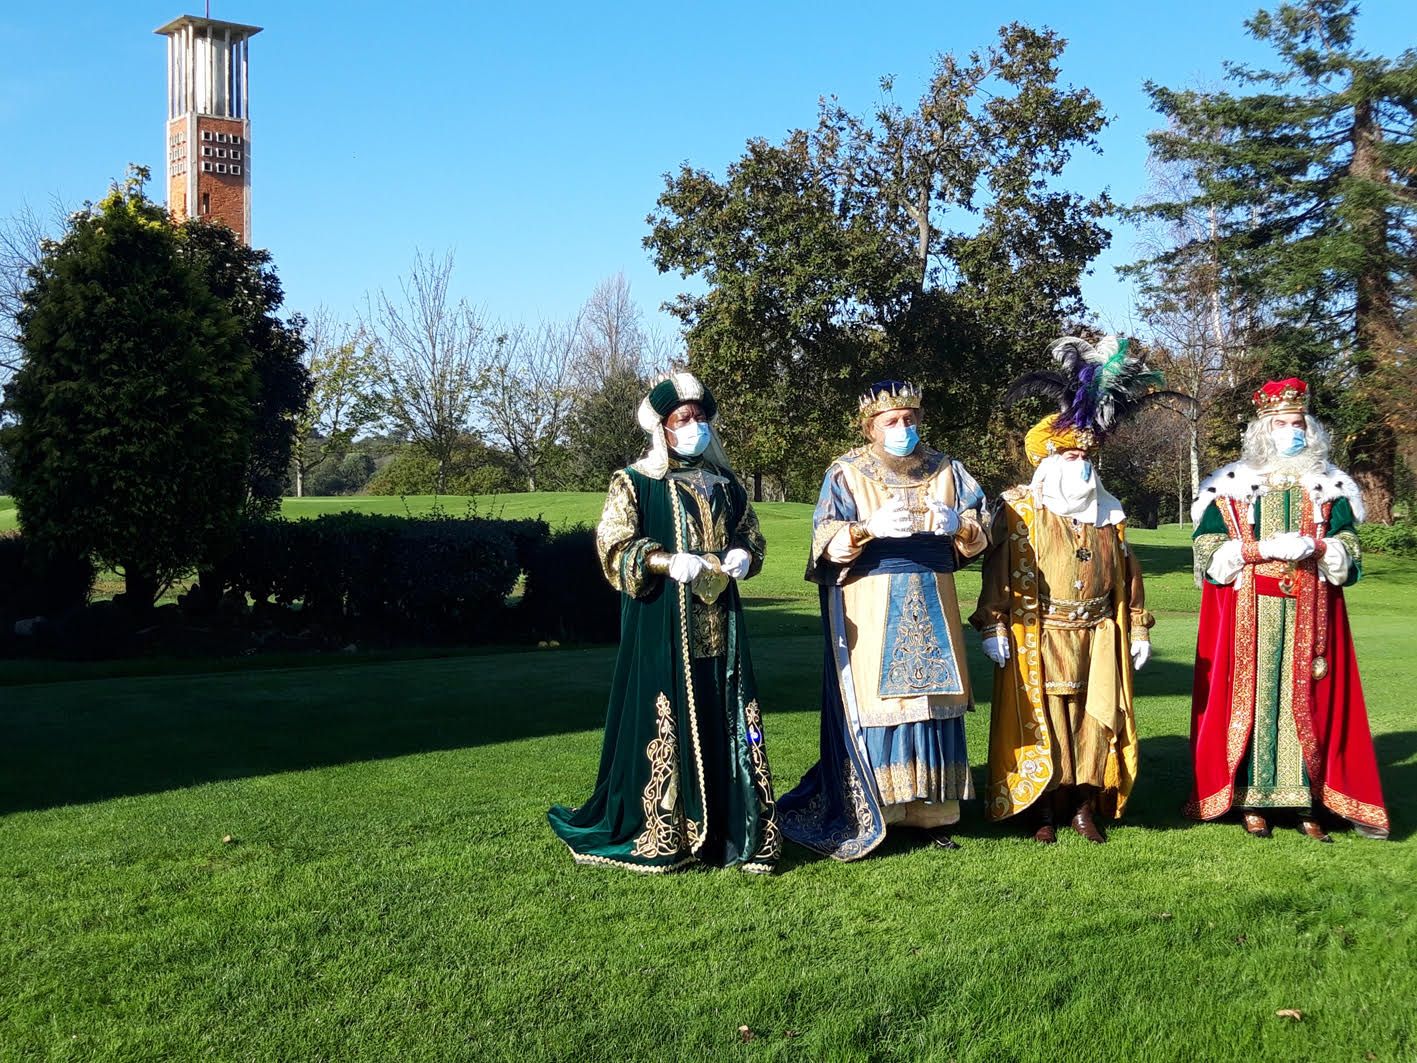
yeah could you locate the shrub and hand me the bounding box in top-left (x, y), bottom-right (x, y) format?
top-left (517, 525), bottom-right (619, 644)
top-left (1360, 521), bottom-right (1417, 558)
top-left (224, 513), bottom-right (547, 643)
top-left (0, 535), bottom-right (95, 621)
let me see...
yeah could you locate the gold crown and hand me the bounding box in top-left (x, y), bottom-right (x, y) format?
top-left (1252, 378), bottom-right (1309, 416)
top-left (858, 381), bottom-right (923, 420)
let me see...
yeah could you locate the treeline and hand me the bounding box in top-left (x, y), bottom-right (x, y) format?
top-left (291, 265), bottom-right (677, 499)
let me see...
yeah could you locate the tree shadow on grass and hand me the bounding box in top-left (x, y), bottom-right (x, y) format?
top-left (0, 636), bottom-right (831, 816)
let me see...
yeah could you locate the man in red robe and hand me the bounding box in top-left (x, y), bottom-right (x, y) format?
top-left (1187, 378), bottom-right (1388, 840)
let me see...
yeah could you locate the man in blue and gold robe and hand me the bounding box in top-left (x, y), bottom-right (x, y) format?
top-left (778, 381), bottom-right (988, 859)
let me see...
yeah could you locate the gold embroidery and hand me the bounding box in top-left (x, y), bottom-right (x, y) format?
top-left (1193, 532), bottom-right (1229, 586)
top-left (596, 471), bottom-right (659, 597)
top-left (743, 700), bottom-right (781, 865)
top-left (882, 573), bottom-right (957, 694)
top-left (669, 487), bottom-right (710, 854)
top-left (1234, 785), bottom-right (1313, 808)
top-left (873, 759), bottom-right (973, 805)
top-left (1321, 784), bottom-right (1390, 833)
top-left (632, 693), bottom-right (684, 858)
top-left (692, 601), bottom-right (727, 658)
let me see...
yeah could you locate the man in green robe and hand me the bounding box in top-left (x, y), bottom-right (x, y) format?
top-left (548, 372), bottom-right (780, 873)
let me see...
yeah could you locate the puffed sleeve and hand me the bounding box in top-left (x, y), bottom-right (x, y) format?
top-left (950, 460), bottom-right (989, 562)
top-left (596, 471), bottom-right (663, 598)
top-left (1119, 524), bottom-right (1155, 642)
top-left (728, 475), bottom-right (767, 579)
top-left (968, 503), bottom-right (1012, 639)
top-left (1192, 500), bottom-right (1240, 587)
top-left (1319, 496), bottom-right (1362, 587)
top-left (804, 465), bottom-right (862, 585)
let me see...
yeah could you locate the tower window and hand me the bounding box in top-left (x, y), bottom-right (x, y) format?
top-left (230, 165), bottom-right (242, 176)
top-left (200, 192), bottom-right (210, 215)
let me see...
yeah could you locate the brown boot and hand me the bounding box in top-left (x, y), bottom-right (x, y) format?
top-left (1070, 789), bottom-right (1105, 844)
top-left (1033, 800), bottom-right (1057, 845)
top-left (1242, 811), bottom-right (1271, 838)
top-left (1298, 817), bottom-right (1333, 843)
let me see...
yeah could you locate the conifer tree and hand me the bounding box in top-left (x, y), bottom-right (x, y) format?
top-left (1130, 1), bottom-right (1416, 521)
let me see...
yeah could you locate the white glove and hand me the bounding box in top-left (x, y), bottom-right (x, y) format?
top-left (721, 548), bottom-right (752, 580)
top-left (1130, 640), bottom-right (1151, 672)
top-left (927, 500), bottom-right (960, 536)
top-left (866, 499), bottom-right (913, 539)
top-left (982, 634), bottom-right (1011, 667)
top-left (667, 553), bottom-right (710, 583)
top-left (1260, 533), bottom-right (1317, 562)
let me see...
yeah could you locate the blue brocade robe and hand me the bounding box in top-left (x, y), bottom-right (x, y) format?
top-left (778, 445), bottom-right (989, 860)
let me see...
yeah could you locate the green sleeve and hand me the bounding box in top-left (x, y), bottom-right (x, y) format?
top-left (1327, 495), bottom-right (1362, 586)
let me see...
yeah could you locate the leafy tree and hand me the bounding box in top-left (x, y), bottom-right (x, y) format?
top-left (176, 218), bottom-right (311, 517)
top-left (2, 169), bottom-right (254, 608)
top-left (646, 23), bottom-right (1111, 497)
top-left (559, 364), bottom-right (648, 489)
top-left (366, 437), bottom-right (519, 496)
top-left (1128, 1), bottom-right (1417, 522)
top-left (292, 310), bottom-right (381, 497)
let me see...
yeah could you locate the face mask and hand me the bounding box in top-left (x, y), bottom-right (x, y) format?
top-left (670, 420), bottom-right (711, 458)
top-left (1270, 426), bottom-right (1307, 457)
top-left (1079, 459), bottom-right (1093, 483)
top-left (882, 424), bottom-right (919, 457)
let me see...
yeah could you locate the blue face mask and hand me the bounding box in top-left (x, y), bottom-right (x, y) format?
top-left (1079, 459), bottom-right (1093, 483)
top-left (1271, 426), bottom-right (1307, 457)
top-left (670, 420), bottom-right (711, 458)
top-left (882, 424), bottom-right (919, 457)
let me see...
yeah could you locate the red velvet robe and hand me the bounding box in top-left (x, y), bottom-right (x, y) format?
top-left (1187, 489), bottom-right (1389, 836)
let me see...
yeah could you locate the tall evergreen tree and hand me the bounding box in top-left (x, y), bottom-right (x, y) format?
top-left (3, 170), bottom-right (254, 608)
top-left (177, 219), bottom-right (311, 517)
top-left (1129, 1), bottom-right (1417, 521)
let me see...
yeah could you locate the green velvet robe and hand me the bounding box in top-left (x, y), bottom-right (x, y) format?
top-left (547, 460), bottom-right (780, 872)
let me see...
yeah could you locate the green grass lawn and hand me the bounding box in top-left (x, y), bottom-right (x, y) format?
top-left (2, 495), bottom-right (1415, 1060)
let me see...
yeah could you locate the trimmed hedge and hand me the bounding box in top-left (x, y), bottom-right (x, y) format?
top-left (1, 511), bottom-right (621, 655)
top-left (222, 512), bottom-right (544, 642)
top-left (517, 525), bottom-right (620, 644)
top-left (0, 535), bottom-right (95, 623)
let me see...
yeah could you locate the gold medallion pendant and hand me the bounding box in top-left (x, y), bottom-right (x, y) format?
top-left (1312, 656), bottom-right (1328, 680)
top-left (692, 554), bottom-right (730, 604)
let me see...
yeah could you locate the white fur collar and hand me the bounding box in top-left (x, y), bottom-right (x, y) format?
top-left (1191, 460), bottom-right (1366, 524)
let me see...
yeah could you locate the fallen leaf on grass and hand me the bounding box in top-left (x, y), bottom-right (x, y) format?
top-left (738, 1025), bottom-right (755, 1043)
top-left (221, 835), bottom-right (235, 845)
top-left (1275, 1009), bottom-right (1304, 1021)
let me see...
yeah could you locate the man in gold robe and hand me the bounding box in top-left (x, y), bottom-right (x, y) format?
top-left (973, 337), bottom-right (1159, 843)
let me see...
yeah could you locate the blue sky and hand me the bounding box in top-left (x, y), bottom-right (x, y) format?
top-left (2, 1), bottom-right (1412, 339)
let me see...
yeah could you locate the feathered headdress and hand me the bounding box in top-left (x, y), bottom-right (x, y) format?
top-left (1006, 335), bottom-right (1191, 440)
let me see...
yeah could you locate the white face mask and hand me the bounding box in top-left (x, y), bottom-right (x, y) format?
top-left (1270, 425), bottom-right (1307, 457)
top-left (670, 420), bottom-right (711, 458)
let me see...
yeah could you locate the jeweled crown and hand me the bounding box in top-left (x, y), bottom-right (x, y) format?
top-left (1252, 377), bottom-right (1309, 416)
top-left (858, 380), bottom-right (923, 420)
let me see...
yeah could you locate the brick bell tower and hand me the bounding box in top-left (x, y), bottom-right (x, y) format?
top-left (155, 14), bottom-right (262, 243)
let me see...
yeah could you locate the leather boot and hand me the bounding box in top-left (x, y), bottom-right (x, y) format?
top-left (1242, 810), bottom-right (1271, 838)
top-left (1033, 798), bottom-right (1057, 844)
top-left (1070, 788), bottom-right (1105, 844)
top-left (1298, 817), bottom-right (1333, 843)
